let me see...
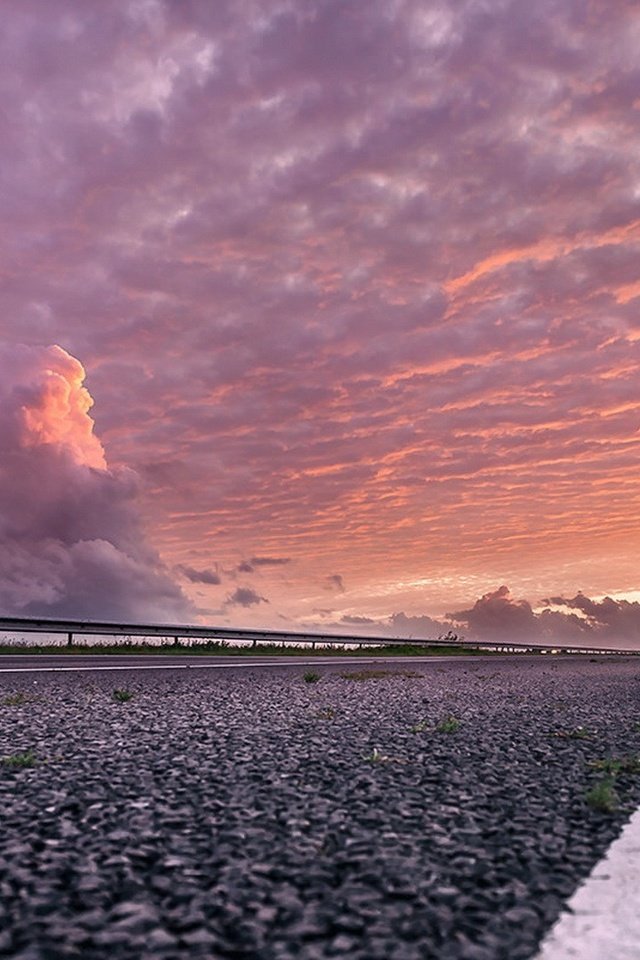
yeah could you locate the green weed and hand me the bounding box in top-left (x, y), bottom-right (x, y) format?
top-left (410, 719), bottom-right (430, 733)
top-left (113, 689), bottom-right (134, 703)
top-left (2, 692), bottom-right (31, 707)
top-left (588, 756), bottom-right (640, 776)
top-left (436, 716), bottom-right (461, 734)
top-left (585, 779), bottom-right (619, 813)
top-left (3, 750), bottom-right (37, 769)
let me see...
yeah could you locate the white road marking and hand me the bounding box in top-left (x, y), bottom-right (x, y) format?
top-left (534, 808), bottom-right (640, 960)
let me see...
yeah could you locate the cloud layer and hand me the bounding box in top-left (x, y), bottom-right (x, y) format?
top-left (1, 2), bottom-right (639, 635)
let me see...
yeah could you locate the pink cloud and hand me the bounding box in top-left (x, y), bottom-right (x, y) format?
top-left (0, 343), bottom-right (192, 622)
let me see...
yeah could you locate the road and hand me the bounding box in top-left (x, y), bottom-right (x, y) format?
top-left (0, 656), bottom-right (638, 959)
top-left (0, 652), bottom-right (508, 673)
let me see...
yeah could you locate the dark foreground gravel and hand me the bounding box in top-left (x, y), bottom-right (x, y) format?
top-left (1, 657), bottom-right (640, 960)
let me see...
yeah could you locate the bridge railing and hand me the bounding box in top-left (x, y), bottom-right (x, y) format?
top-left (0, 616), bottom-right (637, 657)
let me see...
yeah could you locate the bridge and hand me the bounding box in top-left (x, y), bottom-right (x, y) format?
top-left (0, 615), bottom-right (636, 657)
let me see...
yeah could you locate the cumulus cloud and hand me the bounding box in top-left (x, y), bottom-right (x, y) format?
top-left (387, 611), bottom-right (448, 639)
top-left (300, 584), bottom-right (640, 648)
top-left (225, 586), bottom-right (268, 608)
top-left (541, 593), bottom-right (640, 644)
top-left (448, 586), bottom-right (540, 641)
top-left (449, 586), bottom-right (640, 647)
top-left (0, 343), bottom-right (192, 622)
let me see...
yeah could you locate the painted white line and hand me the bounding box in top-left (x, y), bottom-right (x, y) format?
top-left (0, 655), bottom-right (468, 674)
top-left (534, 807), bottom-right (640, 960)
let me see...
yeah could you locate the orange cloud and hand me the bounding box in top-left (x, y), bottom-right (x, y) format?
top-left (19, 345), bottom-right (107, 470)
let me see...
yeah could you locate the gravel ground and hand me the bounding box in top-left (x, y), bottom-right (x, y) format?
top-left (0, 656), bottom-right (639, 960)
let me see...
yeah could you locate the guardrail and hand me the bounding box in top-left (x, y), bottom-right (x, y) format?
top-left (0, 616), bottom-right (637, 657)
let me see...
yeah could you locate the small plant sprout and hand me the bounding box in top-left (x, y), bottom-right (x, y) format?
top-left (589, 756), bottom-right (640, 776)
top-left (365, 747), bottom-right (390, 763)
top-left (2, 692), bottom-right (30, 707)
top-left (113, 689), bottom-right (134, 703)
top-left (317, 707), bottom-right (335, 720)
top-left (411, 719), bottom-right (430, 734)
top-left (3, 750), bottom-right (37, 769)
top-left (552, 726), bottom-right (591, 740)
top-left (303, 671), bottom-right (320, 684)
top-left (585, 779), bottom-right (619, 814)
top-left (436, 716), bottom-right (461, 733)
top-left (364, 746), bottom-right (406, 765)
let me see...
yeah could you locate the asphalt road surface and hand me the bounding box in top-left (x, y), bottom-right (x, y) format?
top-left (0, 653), bottom-right (505, 674)
top-left (0, 656), bottom-right (638, 959)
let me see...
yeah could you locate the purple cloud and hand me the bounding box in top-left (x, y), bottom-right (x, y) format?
top-left (0, 344), bottom-right (192, 622)
top-left (226, 587), bottom-right (268, 608)
top-left (175, 564), bottom-right (221, 585)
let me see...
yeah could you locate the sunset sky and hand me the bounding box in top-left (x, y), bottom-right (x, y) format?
top-left (2, 0), bottom-right (640, 645)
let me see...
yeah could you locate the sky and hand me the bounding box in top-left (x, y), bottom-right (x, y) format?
top-left (1, 0), bottom-right (640, 646)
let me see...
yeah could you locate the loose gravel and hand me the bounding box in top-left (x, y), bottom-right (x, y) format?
top-left (0, 657), bottom-right (639, 960)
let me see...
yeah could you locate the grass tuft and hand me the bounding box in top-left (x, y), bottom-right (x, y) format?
top-left (2, 692), bottom-right (32, 707)
top-left (436, 715), bottom-right (461, 734)
top-left (410, 719), bottom-right (430, 733)
top-left (303, 671), bottom-right (320, 684)
top-left (113, 689), bottom-right (134, 703)
top-left (585, 779), bottom-right (619, 813)
top-left (588, 756), bottom-right (640, 776)
top-left (2, 749), bottom-right (37, 769)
